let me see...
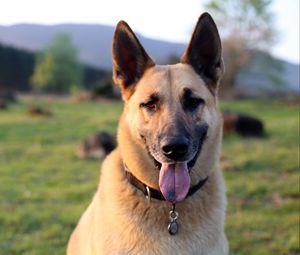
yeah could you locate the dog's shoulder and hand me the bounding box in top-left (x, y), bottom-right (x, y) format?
top-left (99, 148), bottom-right (124, 184)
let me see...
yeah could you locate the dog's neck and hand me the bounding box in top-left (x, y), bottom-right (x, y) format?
top-left (124, 165), bottom-right (208, 202)
top-left (123, 164), bottom-right (209, 235)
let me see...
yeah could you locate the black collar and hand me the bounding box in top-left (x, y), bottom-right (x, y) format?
top-left (125, 170), bottom-right (208, 201)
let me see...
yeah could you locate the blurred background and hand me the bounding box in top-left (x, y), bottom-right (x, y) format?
top-left (0, 0), bottom-right (299, 254)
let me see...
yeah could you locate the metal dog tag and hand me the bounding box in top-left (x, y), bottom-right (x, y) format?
top-left (168, 204), bottom-right (179, 235)
top-left (168, 219), bottom-right (178, 235)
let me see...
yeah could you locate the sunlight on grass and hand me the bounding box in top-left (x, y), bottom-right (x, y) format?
top-left (0, 97), bottom-right (298, 254)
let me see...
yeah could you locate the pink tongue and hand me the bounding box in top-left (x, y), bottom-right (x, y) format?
top-left (159, 162), bottom-right (191, 203)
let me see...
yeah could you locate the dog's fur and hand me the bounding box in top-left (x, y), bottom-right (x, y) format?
top-left (67, 13), bottom-right (228, 255)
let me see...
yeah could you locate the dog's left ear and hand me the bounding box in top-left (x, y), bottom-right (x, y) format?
top-left (112, 21), bottom-right (155, 99)
top-left (181, 13), bottom-right (224, 92)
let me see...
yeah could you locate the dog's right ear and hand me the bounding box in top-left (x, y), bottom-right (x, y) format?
top-left (112, 21), bottom-right (155, 99)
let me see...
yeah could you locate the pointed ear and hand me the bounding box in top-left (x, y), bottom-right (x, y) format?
top-left (181, 13), bottom-right (224, 92)
top-left (112, 21), bottom-right (155, 99)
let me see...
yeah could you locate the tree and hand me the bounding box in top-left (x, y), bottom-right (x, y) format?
top-left (205, 0), bottom-right (277, 93)
top-left (165, 54), bottom-right (180, 65)
top-left (31, 33), bottom-right (82, 93)
top-left (0, 44), bottom-right (35, 92)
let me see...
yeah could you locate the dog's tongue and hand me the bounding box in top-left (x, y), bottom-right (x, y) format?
top-left (159, 162), bottom-right (190, 203)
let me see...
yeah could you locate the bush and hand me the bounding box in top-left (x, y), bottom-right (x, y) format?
top-left (91, 79), bottom-right (120, 99)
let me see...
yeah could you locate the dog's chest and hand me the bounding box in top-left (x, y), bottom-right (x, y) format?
top-left (96, 204), bottom-right (226, 255)
top-left (100, 233), bottom-right (226, 255)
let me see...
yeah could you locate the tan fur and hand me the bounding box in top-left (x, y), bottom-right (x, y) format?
top-left (68, 14), bottom-right (228, 255)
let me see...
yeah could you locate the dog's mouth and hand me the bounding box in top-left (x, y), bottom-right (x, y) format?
top-left (150, 148), bottom-right (200, 172)
top-left (152, 153), bottom-right (199, 204)
top-left (146, 136), bottom-right (206, 204)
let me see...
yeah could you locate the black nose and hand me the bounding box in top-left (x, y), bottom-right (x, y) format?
top-left (161, 137), bottom-right (189, 161)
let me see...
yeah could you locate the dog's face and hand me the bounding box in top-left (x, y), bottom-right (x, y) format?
top-left (113, 13), bottom-right (224, 203)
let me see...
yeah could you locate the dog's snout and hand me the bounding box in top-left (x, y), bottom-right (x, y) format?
top-left (161, 137), bottom-right (189, 161)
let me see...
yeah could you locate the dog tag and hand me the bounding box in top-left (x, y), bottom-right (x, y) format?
top-left (168, 220), bottom-right (178, 235)
top-left (168, 204), bottom-right (179, 235)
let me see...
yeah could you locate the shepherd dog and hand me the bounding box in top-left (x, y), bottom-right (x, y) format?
top-left (67, 12), bottom-right (228, 255)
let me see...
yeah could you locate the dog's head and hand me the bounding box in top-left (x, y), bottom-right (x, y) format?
top-left (113, 13), bottom-right (224, 203)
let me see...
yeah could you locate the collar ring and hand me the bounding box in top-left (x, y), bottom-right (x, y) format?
top-left (145, 186), bottom-right (151, 202)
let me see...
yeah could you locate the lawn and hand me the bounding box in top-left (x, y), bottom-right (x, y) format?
top-left (0, 96), bottom-right (299, 255)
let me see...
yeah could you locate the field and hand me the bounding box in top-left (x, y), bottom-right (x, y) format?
top-left (0, 96), bottom-right (299, 255)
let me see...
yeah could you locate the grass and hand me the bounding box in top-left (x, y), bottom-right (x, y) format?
top-left (0, 96), bottom-right (299, 255)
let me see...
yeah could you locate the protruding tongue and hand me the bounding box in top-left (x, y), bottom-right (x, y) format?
top-left (159, 162), bottom-right (190, 203)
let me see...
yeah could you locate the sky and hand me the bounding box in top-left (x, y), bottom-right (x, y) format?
top-left (0, 0), bottom-right (299, 64)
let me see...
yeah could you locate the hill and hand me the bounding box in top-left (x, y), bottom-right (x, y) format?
top-left (0, 23), bottom-right (185, 69)
top-left (0, 23), bottom-right (298, 94)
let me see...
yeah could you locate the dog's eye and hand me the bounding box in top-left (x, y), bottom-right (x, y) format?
top-left (140, 100), bottom-right (157, 111)
top-left (184, 97), bottom-right (204, 111)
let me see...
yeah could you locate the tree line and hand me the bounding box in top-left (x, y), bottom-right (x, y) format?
top-left (0, 44), bottom-right (35, 92)
top-left (0, 35), bottom-right (110, 94)
top-left (1, 0), bottom-right (281, 98)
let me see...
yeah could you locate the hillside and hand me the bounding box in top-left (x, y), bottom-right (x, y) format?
top-left (0, 23), bottom-right (298, 94)
top-left (0, 24), bottom-right (185, 69)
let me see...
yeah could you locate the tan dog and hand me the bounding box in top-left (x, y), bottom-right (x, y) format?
top-left (67, 13), bottom-right (228, 255)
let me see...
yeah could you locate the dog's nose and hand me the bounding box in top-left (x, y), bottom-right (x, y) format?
top-left (161, 137), bottom-right (189, 161)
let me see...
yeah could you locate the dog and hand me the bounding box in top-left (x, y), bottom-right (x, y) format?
top-left (222, 111), bottom-right (265, 137)
top-left (67, 12), bottom-right (228, 255)
top-left (76, 131), bottom-right (116, 160)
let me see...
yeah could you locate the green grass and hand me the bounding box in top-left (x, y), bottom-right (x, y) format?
top-left (221, 100), bottom-right (299, 255)
top-left (0, 96), bottom-right (299, 254)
